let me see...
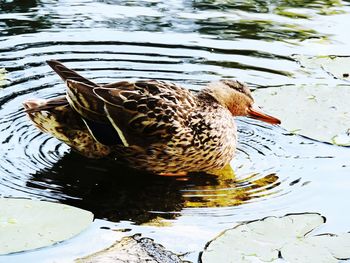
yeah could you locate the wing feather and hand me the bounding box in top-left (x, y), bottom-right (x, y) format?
top-left (93, 80), bottom-right (196, 147)
top-left (63, 76), bottom-right (196, 148)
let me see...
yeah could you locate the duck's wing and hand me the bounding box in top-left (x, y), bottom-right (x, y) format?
top-left (65, 79), bottom-right (107, 122)
top-left (64, 79), bottom-right (126, 146)
top-left (47, 60), bottom-right (98, 87)
top-left (66, 79), bottom-right (196, 148)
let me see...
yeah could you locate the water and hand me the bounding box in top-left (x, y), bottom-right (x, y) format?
top-left (1, 0), bottom-right (350, 262)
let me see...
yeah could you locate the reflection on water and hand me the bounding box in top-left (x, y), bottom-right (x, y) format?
top-left (0, 102), bottom-right (284, 223)
top-left (183, 173), bottom-right (279, 208)
top-left (0, 0), bottom-right (52, 36)
top-left (1, 0), bottom-right (350, 261)
top-left (0, 0), bottom-right (344, 39)
top-left (27, 151), bottom-right (281, 223)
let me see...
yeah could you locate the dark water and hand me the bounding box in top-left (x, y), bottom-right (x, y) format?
top-left (1, 0), bottom-right (350, 262)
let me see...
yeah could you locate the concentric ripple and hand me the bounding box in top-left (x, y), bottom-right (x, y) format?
top-left (0, 38), bottom-right (296, 222)
top-left (1, 0), bottom-right (350, 227)
top-left (0, 61), bottom-right (306, 224)
top-left (2, 2), bottom-right (350, 262)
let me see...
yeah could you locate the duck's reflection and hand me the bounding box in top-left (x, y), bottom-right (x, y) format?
top-left (27, 152), bottom-right (280, 224)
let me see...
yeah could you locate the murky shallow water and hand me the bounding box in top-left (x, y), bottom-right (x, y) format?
top-left (1, 0), bottom-right (350, 262)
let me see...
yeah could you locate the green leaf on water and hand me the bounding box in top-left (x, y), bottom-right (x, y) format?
top-left (0, 68), bottom-right (7, 87)
top-left (0, 198), bottom-right (93, 255)
top-left (0, 68), bottom-right (6, 78)
top-left (200, 213), bottom-right (350, 263)
top-left (253, 84), bottom-right (350, 146)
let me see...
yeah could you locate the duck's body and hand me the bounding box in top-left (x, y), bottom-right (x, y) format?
top-left (24, 60), bottom-right (280, 175)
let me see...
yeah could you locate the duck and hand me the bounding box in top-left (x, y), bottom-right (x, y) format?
top-left (23, 60), bottom-right (280, 176)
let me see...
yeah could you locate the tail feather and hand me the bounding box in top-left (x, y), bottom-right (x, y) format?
top-left (46, 60), bottom-right (98, 87)
top-left (24, 60), bottom-right (122, 154)
top-left (23, 96), bottom-right (69, 113)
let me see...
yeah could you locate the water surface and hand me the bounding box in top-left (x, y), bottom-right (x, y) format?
top-left (1, 0), bottom-right (350, 262)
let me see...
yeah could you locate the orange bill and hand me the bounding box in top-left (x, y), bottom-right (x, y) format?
top-left (247, 105), bottom-right (281, 125)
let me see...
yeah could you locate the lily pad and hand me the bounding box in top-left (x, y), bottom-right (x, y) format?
top-left (281, 239), bottom-right (338, 263)
top-left (293, 55), bottom-right (350, 81)
top-left (0, 198), bottom-right (93, 255)
top-left (200, 213), bottom-right (350, 263)
top-left (253, 84), bottom-right (350, 145)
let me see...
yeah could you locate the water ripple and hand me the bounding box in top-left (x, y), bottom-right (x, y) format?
top-left (0, 39), bottom-right (295, 221)
top-left (1, 0), bottom-right (349, 225)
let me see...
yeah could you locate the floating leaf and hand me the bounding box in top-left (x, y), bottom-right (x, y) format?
top-left (281, 239), bottom-right (338, 263)
top-left (200, 213), bottom-right (350, 263)
top-left (0, 198), bottom-right (93, 255)
top-left (0, 68), bottom-right (6, 79)
top-left (253, 84), bottom-right (350, 145)
top-left (0, 68), bottom-right (7, 87)
top-left (281, 233), bottom-right (350, 263)
top-left (293, 55), bottom-right (350, 81)
top-left (315, 56), bottom-right (350, 80)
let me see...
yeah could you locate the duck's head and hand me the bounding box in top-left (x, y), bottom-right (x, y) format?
top-left (205, 80), bottom-right (281, 124)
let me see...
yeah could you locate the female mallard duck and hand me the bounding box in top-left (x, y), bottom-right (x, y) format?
top-left (24, 60), bottom-right (280, 175)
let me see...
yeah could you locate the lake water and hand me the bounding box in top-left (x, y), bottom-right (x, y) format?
top-left (0, 0), bottom-right (350, 262)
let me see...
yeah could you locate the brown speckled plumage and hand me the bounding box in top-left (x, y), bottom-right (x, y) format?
top-left (23, 60), bottom-right (280, 175)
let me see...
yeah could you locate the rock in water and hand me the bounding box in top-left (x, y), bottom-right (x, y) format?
top-left (76, 234), bottom-right (183, 263)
